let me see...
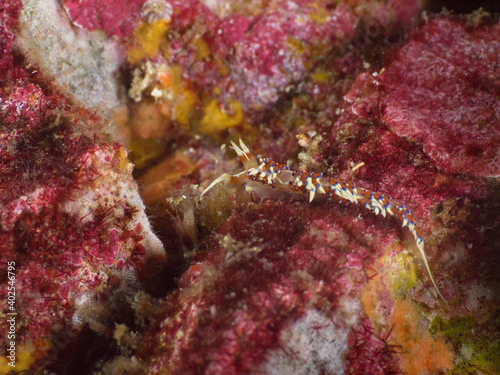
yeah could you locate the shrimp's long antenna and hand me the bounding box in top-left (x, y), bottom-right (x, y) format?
top-left (414, 241), bottom-right (445, 301)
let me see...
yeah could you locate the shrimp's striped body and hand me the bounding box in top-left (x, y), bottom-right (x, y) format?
top-left (202, 139), bottom-right (445, 301)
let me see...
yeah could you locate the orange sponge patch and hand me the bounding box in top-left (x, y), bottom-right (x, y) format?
top-left (391, 298), bottom-right (454, 375)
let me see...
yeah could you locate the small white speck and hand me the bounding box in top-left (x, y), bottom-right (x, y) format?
top-left (151, 87), bottom-right (163, 100)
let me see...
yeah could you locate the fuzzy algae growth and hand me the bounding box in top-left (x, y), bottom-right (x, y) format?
top-left (430, 315), bottom-right (500, 374)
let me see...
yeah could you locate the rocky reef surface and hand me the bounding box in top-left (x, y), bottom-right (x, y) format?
top-left (1, 0), bottom-right (499, 374)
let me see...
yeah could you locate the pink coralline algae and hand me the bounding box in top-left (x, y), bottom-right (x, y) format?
top-left (0, 1), bottom-right (164, 372)
top-left (208, 2), bottom-right (357, 114)
top-left (382, 18), bottom-right (500, 177)
top-left (318, 13), bottom-right (500, 374)
top-left (63, 0), bottom-right (146, 40)
top-left (105, 0), bottom-right (419, 137)
top-left (127, 0), bottom-right (359, 124)
top-left (2, 0), bottom-right (500, 373)
top-left (139, 12), bottom-right (500, 375)
top-left (141, 201), bottom-right (401, 375)
top-left (344, 17), bottom-right (500, 178)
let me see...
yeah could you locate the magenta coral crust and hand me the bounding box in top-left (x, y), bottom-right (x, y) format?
top-left (63, 0), bottom-right (145, 39)
top-left (338, 18), bottom-right (500, 178)
top-left (2, 85), bottom-right (47, 130)
top-left (146, 0), bottom-right (358, 118)
top-left (345, 319), bottom-right (401, 374)
top-left (3, 0), bottom-right (500, 373)
top-left (380, 19), bottom-right (499, 177)
top-left (0, 0), bottom-right (158, 368)
top-left (0, 0), bottom-right (22, 85)
top-left (148, 12), bottom-right (499, 374)
top-left (326, 17), bottom-right (499, 231)
top-left (141, 199), bottom-right (405, 374)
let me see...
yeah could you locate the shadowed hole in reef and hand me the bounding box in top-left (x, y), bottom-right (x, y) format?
top-left (139, 198), bottom-right (191, 298)
top-left (45, 327), bottom-right (116, 375)
top-left (423, 0), bottom-right (500, 14)
top-left (42, 285), bottom-right (142, 374)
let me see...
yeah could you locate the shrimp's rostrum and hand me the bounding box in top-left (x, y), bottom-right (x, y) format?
top-left (202, 139), bottom-right (445, 301)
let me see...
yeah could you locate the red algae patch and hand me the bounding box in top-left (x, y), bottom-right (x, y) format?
top-left (323, 13), bottom-right (500, 375)
top-left (123, 0), bottom-right (360, 134)
top-left (63, 0), bottom-right (145, 40)
top-left (139, 199), bottom-right (410, 373)
top-left (5, 0), bottom-right (500, 373)
top-left (0, 1), bottom-right (164, 371)
top-left (381, 18), bottom-right (500, 177)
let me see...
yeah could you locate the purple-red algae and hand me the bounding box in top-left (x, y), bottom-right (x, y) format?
top-left (3, 0), bottom-right (500, 373)
top-left (318, 12), bottom-right (500, 374)
top-left (0, 1), bottom-right (164, 371)
top-left (140, 198), bottom-right (412, 373)
top-left (63, 0), bottom-right (146, 40)
top-left (345, 319), bottom-right (401, 375)
top-left (121, 0), bottom-right (420, 140)
top-left (381, 18), bottom-right (500, 178)
top-left (323, 14), bottom-right (499, 303)
top-left (0, 1), bottom-right (21, 85)
top-left (140, 10), bottom-right (500, 374)
top-left (336, 16), bottom-right (500, 178)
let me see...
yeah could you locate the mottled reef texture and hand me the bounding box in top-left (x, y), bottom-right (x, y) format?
top-left (0, 1), bottom-right (164, 373)
top-left (1, 0), bottom-right (499, 374)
